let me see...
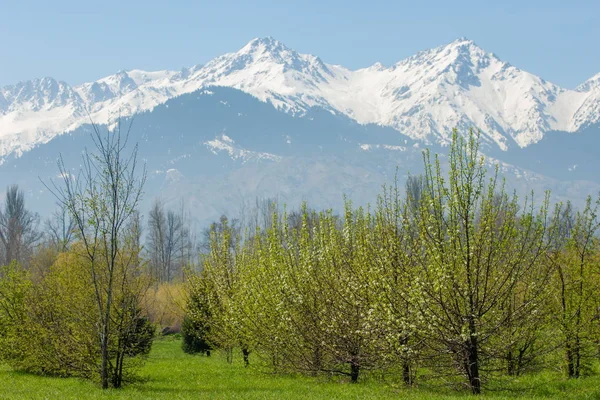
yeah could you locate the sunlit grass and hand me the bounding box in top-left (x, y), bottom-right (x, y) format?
top-left (1, 337), bottom-right (599, 399)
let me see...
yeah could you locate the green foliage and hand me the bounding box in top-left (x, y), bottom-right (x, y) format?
top-left (50, 122), bottom-right (148, 389)
top-left (5, 127), bottom-right (600, 396)
top-left (547, 197), bottom-right (600, 377)
top-left (184, 128), bottom-right (600, 394)
top-left (414, 129), bottom-right (554, 392)
top-left (181, 316), bottom-right (212, 355)
top-left (0, 245), bottom-right (154, 384)
top-left (0, 261), bottom-right (32, 364)
top-left (123, 315), bottom-right (155, 357)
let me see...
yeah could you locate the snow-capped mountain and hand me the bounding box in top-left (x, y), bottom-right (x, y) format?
top-left (1, 37), bottom-right (599, 160)
top-left (571, 73), bottom-right (600, 131)
top-left (577, 72), bottom-right (600, 92)
top-left (0, 84), bottom-right (597, 228)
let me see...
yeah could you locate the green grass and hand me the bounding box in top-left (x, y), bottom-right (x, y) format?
top-left (1, 338), bottom-right (600, 399)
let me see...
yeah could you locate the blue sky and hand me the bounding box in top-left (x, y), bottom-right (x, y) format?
top-left (1, 0), bottom-right (598, 88)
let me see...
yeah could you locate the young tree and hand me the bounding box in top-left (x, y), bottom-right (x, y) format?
top-left (414, 129), bottom-right (553, 394)
top-left (232, 205), bottom-right (384, 381)
top-left (109, 215), bottom-right (154, 388)
top-left (182, 285), bottom-right (214, 356)
top-left (317, 204), bottom-right (384, 383)
top-left (549, 197), bottom-right (600, 378)
top-left (47, 120), bottom-right (147, 389)
top-left (371, 180), bottom-right (422, 385)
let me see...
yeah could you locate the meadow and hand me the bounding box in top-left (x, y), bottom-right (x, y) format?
top-left (1, 337), bottom-right (599, 400)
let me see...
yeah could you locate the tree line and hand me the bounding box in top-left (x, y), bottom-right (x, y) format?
top-left (1, 126), bottom-right (599, 395)
top-left (184, 130), bottom-right (600, 394)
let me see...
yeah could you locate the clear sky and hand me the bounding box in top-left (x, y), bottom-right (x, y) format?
top-left (1, 0), bottom-right (598, 89)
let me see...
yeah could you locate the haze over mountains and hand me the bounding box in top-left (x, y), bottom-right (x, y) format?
top-left (1, 37), bottom-right (599, 224)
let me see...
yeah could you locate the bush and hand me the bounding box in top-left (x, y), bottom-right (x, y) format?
top-left (0, 249), bottom-right (155, 385)
top-left (123, 315), bottom-right (155, 357)
top-left (181, 316), bottom-right (212, 355)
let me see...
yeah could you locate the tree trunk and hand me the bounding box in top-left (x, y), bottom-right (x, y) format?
top-left (101, 323), bottom-right (110, 389)
top-left (112, 349), bottom-right (124, 388)
top-left (101, 269), bottom-right (114, 389)
top-left (507, 350), bottom-right (514, 376)
top-left (242, 348), bottom-right (250, 368)
top-left (400, 335), bottom-right (412, 385)
top-left (402, 361), bottom-right (412, 385)
top-left (566, 343), bottom-right (575, 378)
top-left (575, 334), bottom-right (581, 378)
top-left (312, 346), bottom-right (322, 376)
top-left (350, 358), bottom-right (360, 383)
top-left (516, 347), bottom-right (526, 377)
top-left (566, 335), bottom-right (581, 378)
top-left (226, 347), bottom-right (233, 364)
top-left (465, 319), bottom-right (481, 394)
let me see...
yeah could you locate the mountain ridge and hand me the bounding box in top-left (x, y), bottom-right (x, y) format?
top-left (0, 85), bottom-right (597, 227)
top-left (1, 37), bottom-right (599, 160)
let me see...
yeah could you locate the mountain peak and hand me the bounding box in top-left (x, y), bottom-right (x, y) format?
top-left (576, 72), bottom-right (600, 92)
top-left (445, 37), bottom-right (488, 57)
top-left (451, 36), bottom-right (475, 45)
top-left (239, 36), bottom-right (291, 56)
top-left (216, 36), bottom-right (333, 80)
top-left (367, 62), bottom-right (386, 71)
top-left (394, 36), bottom-right (495, 79)
top-left (97, 70), bottom-right (138, 93)
top-left (435, 37), bottom-right (504, 80)
top-left (247, 36), bottom-right (282, 46)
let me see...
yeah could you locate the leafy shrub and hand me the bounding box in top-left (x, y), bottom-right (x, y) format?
top-left (181, 315), bottom-right (212, 355)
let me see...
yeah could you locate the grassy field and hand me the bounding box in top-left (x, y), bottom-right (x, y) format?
top-left (1, 338), bottom-right (600, 399)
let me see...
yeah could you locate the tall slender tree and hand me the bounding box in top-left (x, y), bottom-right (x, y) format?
top-left (47, 120), bottom-right (147, 389)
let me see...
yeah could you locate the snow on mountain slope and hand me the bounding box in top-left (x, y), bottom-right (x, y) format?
top-left (0, 71), bottom-right (180, 157)
top-left (576, 72), bottom-right (600, 92)
top-left (204, 133), bottom-right (282, 163)
top-left (1, 37), bottom-right (599, 159)
top-left (322, 38), bottom-right (569, 149)
top-left (0, 77), bottom-right (88, 157)
top-left (570, 73), bottom-right (600, 130)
